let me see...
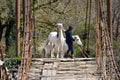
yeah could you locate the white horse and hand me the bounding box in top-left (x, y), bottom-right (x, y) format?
top-left (46, 23), bottom-right (65, 58)
top-left (43, 32), bottom-right (83, 58)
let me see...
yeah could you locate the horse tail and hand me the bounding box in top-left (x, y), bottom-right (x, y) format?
top-left (45, 39), bottom-right (49, 46)
top-left (42, 48), bottom-right (45, 58)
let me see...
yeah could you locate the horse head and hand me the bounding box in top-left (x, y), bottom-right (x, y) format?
top-left (73, 35), bottom-right (83, 46)
top-left (57, 23), bottom-right (63, 29)
top-left (57, 23), bottom-right (65, 31)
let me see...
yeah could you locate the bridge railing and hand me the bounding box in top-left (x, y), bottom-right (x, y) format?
top-left (96, 21), bottom-right (120, 80)
top-left (17, 0), bottom-right (34, 80)
top-left (95, 0), bottom-right (120, 79)
top-left (0, 43), bottom-right (11, 80)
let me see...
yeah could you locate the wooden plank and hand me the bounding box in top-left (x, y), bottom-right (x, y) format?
top-left (29, 58), bottom-right (101, 80)
top-left (31, 61), bottom-right (44, 65)
top-left (41, 62), bottom-right (57, 80)
top-left (41, 69), bottom-right (48, 80)
top-left (60, 58), bottom-right (95, 62)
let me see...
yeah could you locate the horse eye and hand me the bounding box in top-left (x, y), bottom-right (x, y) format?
top-left (76, 39), bottom-right (79, 41)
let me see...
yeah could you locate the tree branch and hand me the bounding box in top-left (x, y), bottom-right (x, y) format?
top-left (43, 6), bottom-right (64, 14)
top-left (35, 0), bottom-right (59, 10)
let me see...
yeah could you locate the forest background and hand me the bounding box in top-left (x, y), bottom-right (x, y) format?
top-left (0, 0), bottom-right (120, 68)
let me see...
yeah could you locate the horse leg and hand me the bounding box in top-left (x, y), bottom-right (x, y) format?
top-left (56, 45), bottom-right (60, 58)
top-left (51, 49), bottom-right (55, 58)
top-left (58, 44), bottom-right (64, 58)
top-left (50, 44), bottom-right (55, 58)
top-left (56, 49), bottom-right (59, 58)
top-left (61, 49), bottom-right (65, 58)
top-left (44, 49), bottom-right (47, 58)
top-left (61, 51), bottom-right (64, 58)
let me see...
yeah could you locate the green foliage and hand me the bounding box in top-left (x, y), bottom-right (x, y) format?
top-left (0, 0), bottom-right (16, 57)
top-left (74, 43), bottom-right (83, 58)
top-left (5, 21), bottom-right (16, 57)
top-left (6, 57), bottom-right (21, 69)
top-left (0, 0), bottom-right (15, 24)
top-left (113, 38), bottom-right (120, 53)
top-left (0, 0), bottom-right (119, 60)
top-left (73, 22), bottom-right (96, 57)
top-left (6, 45), bottom-right (16, 58)
top-left (113, 38), bottom-right (120, 66)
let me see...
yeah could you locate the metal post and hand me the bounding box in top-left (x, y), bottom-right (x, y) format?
top-left (16, 0), bottom-right (21, 56)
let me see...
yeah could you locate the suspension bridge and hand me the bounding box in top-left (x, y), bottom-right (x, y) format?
top-left (28, 58), bottom-right (100, 80)
top-left (0, 0), bottom-right (120, 80)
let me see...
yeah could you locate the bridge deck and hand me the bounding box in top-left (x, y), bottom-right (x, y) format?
top-left (28, 58), bottom-right (101, 80)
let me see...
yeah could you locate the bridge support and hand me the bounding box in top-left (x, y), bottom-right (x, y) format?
top-left (17, 0), bottom-right (34, 80)
top-left (96, 0), bottom-right (120, 80)
top-left (16, 0), bottom-right (21, 56)
top-left (107, 0), bottom-right (113, 41)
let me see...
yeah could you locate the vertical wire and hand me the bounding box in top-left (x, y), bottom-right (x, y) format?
top-left (87, 0), bottom-right (92, 52)
top-left (95, 0), bottom-right (103, 79)
top-left (83, 0), bottom-right (89, 57)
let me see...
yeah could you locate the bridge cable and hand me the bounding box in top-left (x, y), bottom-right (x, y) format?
top-left (100, 0), bottom-right (120, 79)
top-left (17, 0), bottom-right (33, 79)
top-left (0, 43), bottom-right (10, 80)
top-left (96, 0), bottom-right (120, 79)
top-left (87, 0), bottom-right (92, 54)
top-left (83, 0), bottom-right (92, 58)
